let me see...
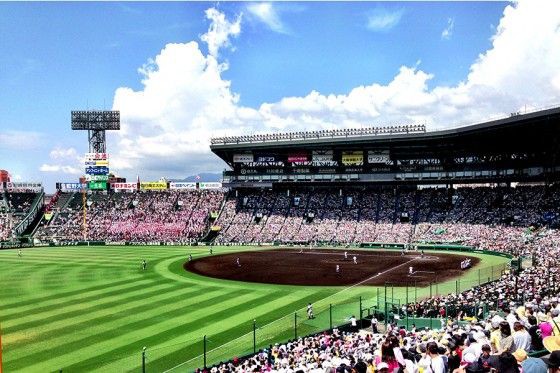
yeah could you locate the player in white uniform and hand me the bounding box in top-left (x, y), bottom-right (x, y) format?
top-left (409, 266), bottom-right (413, 275)
top-left (353, 255), bottom-right (357, 264)
top-left (236, 257), bottom-right (241, 267)
top-left (336, 264), bottom-right (340, 273)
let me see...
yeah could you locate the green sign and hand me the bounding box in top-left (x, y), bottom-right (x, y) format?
top-left (89, 181), bottom-right (107, 190)
top-left (88, 175), bottom-right (109, 181)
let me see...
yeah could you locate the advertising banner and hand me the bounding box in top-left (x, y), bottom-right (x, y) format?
top-left (342, 151), bottom-right (364, 166)
top-left (199, 182), bottom-right (222, 189)
top-left (367, 150), bottom-right (391, 164)
top-left (111, 182), bottom-right (137, 191)
top-left (5, 182), bottom-right (43, 192)
top-left (140, 181), bottom-right (168, 190)
top-left (255, 155), bottom-right (276, 163)
top-left (84, 152), bottom-right (108, 160)
top-left (85, 174), bottom-right (109, 182)
top-left (89, 181), bottom-right (107, 190)
top-left (169, 182), bottom-right (197, 190)
top-left (288, 153), bottom-right (308, 163)
top-left (94, 160), bottom-right (109, 166)
top-left (85, 166), bottom-right (109, 175)
top-left (59, 182), bottom-right (85, 191)
top-left (233, 154), bottom-right (253, 163)
top-left (312, 150), bottom-right (333, 162)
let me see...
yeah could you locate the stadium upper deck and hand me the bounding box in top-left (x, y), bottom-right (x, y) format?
top-left (211, 107), bottom-right (560, 187)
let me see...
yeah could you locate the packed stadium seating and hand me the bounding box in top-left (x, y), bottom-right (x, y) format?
top-left (212, 185), bottom-right (560, 247)
top-left (35, 190), bottom-right (224, 242)
top-left (0, 192), bottom-right (40, 241)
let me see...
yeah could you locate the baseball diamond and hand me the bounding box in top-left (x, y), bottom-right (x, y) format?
top-left (184, 249), bottom-right (481, 286)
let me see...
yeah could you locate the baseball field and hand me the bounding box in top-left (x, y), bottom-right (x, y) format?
top-left (0, 245), bottom-right (509, 372)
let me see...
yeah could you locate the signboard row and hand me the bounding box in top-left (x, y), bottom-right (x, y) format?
top-left (233, 150), bottom-right (391, 165)
top-left (58, 181), bottom-right (223, 192)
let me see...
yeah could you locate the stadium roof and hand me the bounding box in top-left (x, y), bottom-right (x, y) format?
top-left (211, 106), bottom-right (560, 167)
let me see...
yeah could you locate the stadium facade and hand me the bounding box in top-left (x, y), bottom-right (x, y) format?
top-left (211, 107), bottom-right (560, 188)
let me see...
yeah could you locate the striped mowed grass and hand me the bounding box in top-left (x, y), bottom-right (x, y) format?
top-left (0, 245), bottom-right (508, 372)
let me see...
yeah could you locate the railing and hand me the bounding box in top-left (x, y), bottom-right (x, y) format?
top-left (211, 124), bottom-right (426, 145)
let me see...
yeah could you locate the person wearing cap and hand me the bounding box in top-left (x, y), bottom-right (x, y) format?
top-left (521, 356), bottom-right (548, 373)
top-left (541, 350), bottom-right (560, 373)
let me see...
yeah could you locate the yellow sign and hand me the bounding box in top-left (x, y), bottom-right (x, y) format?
top-left (95, 160), bottom-right (109, 166)
top-left (140, 181), bottom-right (168, 190)
top-left (342, 151), bottom-right (363, 166)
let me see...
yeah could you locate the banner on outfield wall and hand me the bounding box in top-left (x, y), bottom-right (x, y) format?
top-left (312, 150), bottom-right (333, 162)
top-left (199, 182), bottom-right (222, 189)
top-left (111, 182), bottom-right (137, 191)
top-left (5, 182), bottom-right (43, 193)
top-left (85, 174), bottom-right (109, 182)
top-left (367, 150), bottom-right (391, 164)
top-left (342, 151), bottom-right (364, 166)
top-left (233, 154), bottom-right (254, 163)
top-left (89, 181), bottom-right (107, 190)
top-left (169, 182), bottom-right (197, 190)
top-left (58, 182), bottom-right (86, 191)
top-left (288, 153), bottom-right (309, 163)
top-left (84, 152), bottom-right (109, 160)
top-left (140, 181), bottom-right (168, 190)
top-left (85, 166), bottom-right (109, 175)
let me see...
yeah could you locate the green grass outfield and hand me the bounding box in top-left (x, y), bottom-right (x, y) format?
top-left (0, 245), bottom-right (509, 372)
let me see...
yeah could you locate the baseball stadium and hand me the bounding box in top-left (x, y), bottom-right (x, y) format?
top-left (1, 106), bottom-right (560, 372)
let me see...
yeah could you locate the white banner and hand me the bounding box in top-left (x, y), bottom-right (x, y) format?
top-left (233, 154), bottom-right (253, 163)
top-left (199, 182), bottom-right (222, 189)
top-left (6, 182), bottom-right (43, 193)
top-left (169, 182), bottom-right (197, 190)
top-left (111, 182), bottom-right (137, 191)
top-left (84, 152), bottom-right (109, 160)
top-left (368, 151), bottom-right (391, 164)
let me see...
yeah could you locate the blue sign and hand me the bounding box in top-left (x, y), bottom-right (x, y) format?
top-left (85, 166), bottom-right (109, 175)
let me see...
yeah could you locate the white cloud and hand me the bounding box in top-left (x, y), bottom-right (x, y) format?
top-left (0, 130), bottom-right (43, 150)
top-left (39, 164), bottom-right (81, 175)
top-left (246, 3), bottom-right (287, 34)
top-left (110, 1), bottom-right (560, 181)
top-left (40, 147), bottom-right (83, 175)
top-left (200, 8), bottom-right (241, 58)
top-left (441, 18), bottom-right (455, 40)
top-left (366, 8), bottom-right (404, 32)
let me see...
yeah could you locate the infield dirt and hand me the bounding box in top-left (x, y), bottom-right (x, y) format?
top-left (184, 249), bottom-right (480, 286)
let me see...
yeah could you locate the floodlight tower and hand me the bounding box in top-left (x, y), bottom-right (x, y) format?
top-left (71, 110), bottom-right (120, 153)
top-left (71, 110), bottom-right (120, 240)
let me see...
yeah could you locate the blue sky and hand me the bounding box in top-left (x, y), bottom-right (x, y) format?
top-left (1, 1), bottom-right (559, 192)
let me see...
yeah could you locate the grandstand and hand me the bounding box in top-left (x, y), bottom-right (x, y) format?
top-left (2, 107), bottom-right (560, 372)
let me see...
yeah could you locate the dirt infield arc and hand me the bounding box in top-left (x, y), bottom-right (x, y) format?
top-left (184, 249), bottom-right (480, 286)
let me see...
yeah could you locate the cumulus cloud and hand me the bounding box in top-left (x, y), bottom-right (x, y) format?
top-left (0, 130), bottom-right (43, 150)
top-left (441, 18), bottom-right (454, 40)
top-left (110, 1), bottom-right (560, 181)
top-left (366, 8), bottom-right (404, 32)
top-left (246, 3), bottom-right (288, 34)
top-left (200, 8), bottom-right (241, 58)
top-left (40, 147), bottom-right (83, 175)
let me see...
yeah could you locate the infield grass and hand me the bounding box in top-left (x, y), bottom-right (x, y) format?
top-left (0, 245), bottom-right (509, 372)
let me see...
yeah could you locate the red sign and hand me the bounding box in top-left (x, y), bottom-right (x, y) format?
top-left (288, 153), bottom-right (308, 163)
